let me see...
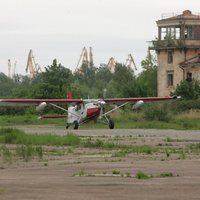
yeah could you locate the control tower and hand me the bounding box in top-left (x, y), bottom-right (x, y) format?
top-left (149, 10), bottom-right (200, 96)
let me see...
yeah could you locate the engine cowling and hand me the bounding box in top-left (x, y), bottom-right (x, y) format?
top-left (36, 102), bottom-right (47, 112)
top-left (98, 100), bottom-right (106, 106)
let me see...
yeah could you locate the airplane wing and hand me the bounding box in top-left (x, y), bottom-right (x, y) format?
top-left (0, 99), bottom-right (83, 107)
top-left (0, 96), bottom-right (179, 107)
top-left (103, 96), bottom-right (180, 106)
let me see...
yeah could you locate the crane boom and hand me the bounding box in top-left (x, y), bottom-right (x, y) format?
top-left (125, 54), bottom-right (137, 71)
top-left (26, 49), bottom-right (42, 79)
top-left (75, 47), bottom-right (94, 73)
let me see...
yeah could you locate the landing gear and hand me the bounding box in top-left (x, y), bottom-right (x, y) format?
top-left (104, 115), bottom-right (114, 129)
top-left (73, 120), bottom-right (79, 129)
top-left (66, 123), bottom-right (70, 129)
top-left (66, 121), bottom-right (79, 129)
top-left (108, 119), bottom-right (114, 129)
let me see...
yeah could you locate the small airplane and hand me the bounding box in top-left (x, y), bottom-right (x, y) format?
top-left (0, 93), bottom-right (180, 129)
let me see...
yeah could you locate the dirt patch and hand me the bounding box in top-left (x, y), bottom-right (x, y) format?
top-left (1, 127), bottom-right (200, 200)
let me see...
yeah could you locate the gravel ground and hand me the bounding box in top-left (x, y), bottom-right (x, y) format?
top-left (14, 125), bottom-right (200, 138)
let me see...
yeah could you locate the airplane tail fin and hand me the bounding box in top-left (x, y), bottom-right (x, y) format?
top-left (67, 91), bottom-right (73, 99)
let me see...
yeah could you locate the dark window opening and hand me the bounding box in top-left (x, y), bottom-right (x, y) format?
top-left (186, 72), bottom-right (192, 81)
top-left (168, 51), bottom-right (173, 64)
top-left (167, 73), bottom-right (173, 86)
top-left (184, 26), bottom-right (193, 39)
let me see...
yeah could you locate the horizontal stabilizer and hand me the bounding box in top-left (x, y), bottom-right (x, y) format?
top-left (38, 115), bottom-right (66, 119)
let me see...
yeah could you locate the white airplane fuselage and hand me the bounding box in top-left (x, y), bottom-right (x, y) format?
top-left (67, 101), bottom-right (101, 124)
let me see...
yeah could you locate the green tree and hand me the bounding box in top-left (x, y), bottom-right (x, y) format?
top-left (74, 63), bottom-right (97, 87)
top-left (137, 52), bottom-right (157, 96)
top-left (32, 59), bottom-right (73, 98)
top-left (112, 63), bottom-right (136, 97)
top-left (95, 65), bottom-right (113, 97)
top-left (0, 73), bottom-right (16, 97)
top-left (12, 74), bottom-right (32, 98)
top-left (173, 79), bottom-right (200, 100)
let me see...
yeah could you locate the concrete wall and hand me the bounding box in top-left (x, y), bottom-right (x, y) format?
top-left (157, 50), bottom-right (184, 96)
top-left (157, 49), bottom-right (200, 96)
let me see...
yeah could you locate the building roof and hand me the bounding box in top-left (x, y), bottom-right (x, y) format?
top-left (180, 54), bottom-right (200, 68)
top-left (159, 10), bottom-right (200, 21)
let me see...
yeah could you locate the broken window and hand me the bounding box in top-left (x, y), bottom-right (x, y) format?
top-left (160, 26), bottom-right (181, 40)
top-left (175, 27), bottom-right (181, 39)
top-left (184, 26), bottom-right (193, 39)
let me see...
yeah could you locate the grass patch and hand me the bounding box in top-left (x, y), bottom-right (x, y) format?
top-left (136, 171), bottom-right (150, 179)
top-left (73, 170), bottom-right (176, 179)
top-left (1, 111), bottom-right (200, 129)
top-left (0, 144), bottom-right (44, 162)
top-left (83, 138), bottom-right (158, 155)
top-left (0, 145), bottom-right (12, 162)
top-left (73, 169), bottom-right (86, 177)
top-left (135, 171), bottom-right (175, 179)
top-left (0, 128), bottom-right (157, 157)
top-left (0, 128), bottom-right (81, 146)
top-left (16, 145), bottom-right (43, 161)
top-left (189, 143), bottom-right (200, 154)
top-left (159, 172), bottom-right (174, 177)
top-left (112, 170), bottom-right (121, 175)
top-left (0, 115), bottom-right (65, 126)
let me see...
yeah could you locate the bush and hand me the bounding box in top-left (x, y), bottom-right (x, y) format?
top-left (171, 99), bottom-right (200, 113)
top-left (143, 104), bottom-right (171, 122)
top-left (173, 79), bottom-right (200, 100)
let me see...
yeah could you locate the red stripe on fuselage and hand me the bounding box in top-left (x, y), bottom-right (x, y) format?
top-left (86, 107), bottom-right (101, 119)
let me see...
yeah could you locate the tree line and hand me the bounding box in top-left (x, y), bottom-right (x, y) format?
top-left (0, 54), bottom-right (157, 99)
top-left (1, 53), bottom-right (200, 115)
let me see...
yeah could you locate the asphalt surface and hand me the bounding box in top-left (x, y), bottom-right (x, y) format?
top-left (1, 125), bottom-right (200, 200)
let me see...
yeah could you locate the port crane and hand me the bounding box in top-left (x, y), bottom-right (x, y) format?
top-left (75, 47), bottom-right (94, 74)
top-left (26, 49), bottom-right (42, 79)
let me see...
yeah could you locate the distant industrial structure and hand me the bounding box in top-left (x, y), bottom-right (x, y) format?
top-left (7, 47), bottom-right (136, 79)
top-left (26, 49), bottom-right (42, 79)
top-left (7, 59), bottom-right (17, 78)
top-left (107, 57), bottom-right (117, 73)
top-left (149, 10), bottom-right (200, 96)
top-left (75, 46), bottom-right (137, 74)
top-left (125, 54), bottom-right (137, 71)
top-left (107, 54), bottom-right (137, 73)
top-left (75, 47), bottom-right (94, 74)
top-left (7, 50), bottom-right (42, 79)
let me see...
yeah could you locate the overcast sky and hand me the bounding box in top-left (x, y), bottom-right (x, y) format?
top-left (0, 0), bottom-right (198, 76)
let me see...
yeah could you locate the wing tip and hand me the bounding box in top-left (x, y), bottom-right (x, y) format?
top-left (173, 95), bottom-right (181, 99)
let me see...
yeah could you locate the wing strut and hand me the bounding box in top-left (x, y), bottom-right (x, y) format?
top-left (49, 103), bottom-right (80, 118)
top-left (100, 102), bottom-right (129, 118)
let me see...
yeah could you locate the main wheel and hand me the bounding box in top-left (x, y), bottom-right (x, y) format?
top-left (66, 123), bottom-right (70, 129)
top-left (73, 120), bottom-right (79, 129)
top-left (108, 119), bottom-right (114, 129)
